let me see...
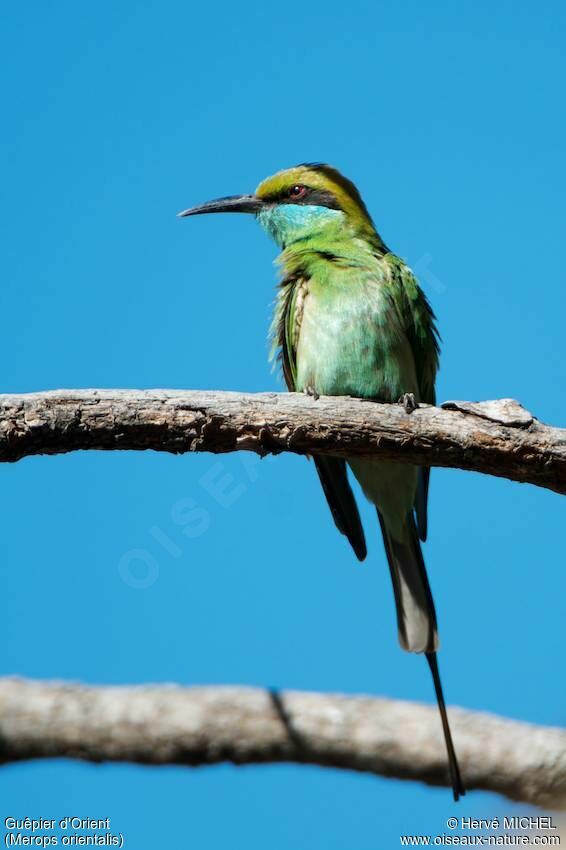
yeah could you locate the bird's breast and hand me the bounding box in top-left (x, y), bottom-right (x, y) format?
top-left (295, 278), bottom-right (418, 401)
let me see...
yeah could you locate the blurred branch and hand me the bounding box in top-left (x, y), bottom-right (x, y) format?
top-left (0, 677), bottom-right (565, 808)
top-left (0, 389), bottom-right (565, 493)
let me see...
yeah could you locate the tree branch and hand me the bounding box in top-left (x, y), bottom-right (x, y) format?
top-left (0, 389), bottom-right (564, 493)
top-left (0, 677), bottom-right (564, 808)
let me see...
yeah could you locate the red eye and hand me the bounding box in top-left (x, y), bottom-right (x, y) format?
top-left (289, 184), bottom-right (307, 199)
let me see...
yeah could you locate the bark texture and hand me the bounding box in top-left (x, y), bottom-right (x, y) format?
top-left (0, 677), bottom-right (564, 809)
top-left (0, 390), bottom-right (565, 493)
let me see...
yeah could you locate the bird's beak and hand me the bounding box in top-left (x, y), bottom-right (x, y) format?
top-left (177, 194), bottom-right (264, 218)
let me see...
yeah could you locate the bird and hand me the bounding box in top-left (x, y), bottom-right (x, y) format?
top-left (178, 163), bottom-right (465, 800)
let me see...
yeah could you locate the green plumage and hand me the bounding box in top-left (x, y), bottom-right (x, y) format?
top-left (270, 235), bottom-right (439, 549)
top-left (262, 166), bottom-right (462, 799)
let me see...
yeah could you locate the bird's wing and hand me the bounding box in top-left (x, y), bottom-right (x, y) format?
top-left (388, 257), bottom-right (440, 541)
top-left (312, 456), bottom-right (367, 561)
top-left (270, 274), bottom-right (367, 561)
top-left (269, 273), bottom-right (303, 390)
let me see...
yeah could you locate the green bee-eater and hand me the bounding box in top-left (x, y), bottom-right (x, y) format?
top-left (179, 163), bottom-right (464, 800)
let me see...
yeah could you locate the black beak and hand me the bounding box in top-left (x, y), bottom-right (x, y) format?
top-left (177, 194), bottom-right (264, 218)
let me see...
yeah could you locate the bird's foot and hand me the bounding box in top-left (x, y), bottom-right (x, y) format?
top-left (399, 392), bottom-right (419, 414)
top-left (304, 385), bottom-right (320, 401)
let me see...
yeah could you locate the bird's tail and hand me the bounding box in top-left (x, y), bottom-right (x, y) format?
top-left (377, 509), bottom-right (438, 654)
top-left (426, 651), bottom-right (465, 801)
top-left (377, 510), bottom-right (465, 801)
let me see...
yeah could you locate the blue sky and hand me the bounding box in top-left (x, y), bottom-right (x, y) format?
top-left (1, 1), bottom-right (565, 846)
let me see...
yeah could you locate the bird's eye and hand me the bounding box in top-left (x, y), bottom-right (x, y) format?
top-left (288, 184), bottom-right (307, 199)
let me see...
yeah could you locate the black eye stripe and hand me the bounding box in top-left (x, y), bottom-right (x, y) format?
top-left (270, 187), bottom-right (342, 211)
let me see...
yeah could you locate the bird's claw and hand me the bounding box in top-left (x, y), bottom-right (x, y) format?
top-left (399, 393), bottom-right (418, 414)
top-left (304, 385), bottom-right (320, 400)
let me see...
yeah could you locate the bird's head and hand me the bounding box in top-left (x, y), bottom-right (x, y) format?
top-left (178, 164), bottom-right (384, 250)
